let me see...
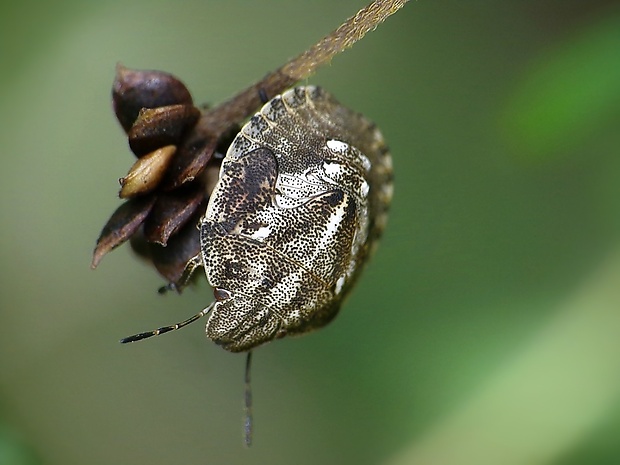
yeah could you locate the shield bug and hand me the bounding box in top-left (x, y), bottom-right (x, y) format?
top-left (121, 86), bottom-right (393, 443)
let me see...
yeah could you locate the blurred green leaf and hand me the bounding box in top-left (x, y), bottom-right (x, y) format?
top-left (0, 423), bottom-right (40, 465)
top-left (503, 13), bottom-right (620, 159)
top-left (387, 248), bottom-right (620, 465)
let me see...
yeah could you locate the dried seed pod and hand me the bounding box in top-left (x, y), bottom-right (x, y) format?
top-left (128, 104), bottom-right (201, 157)
top-left (119, 145), bottom-right (177, 198)
top-left (128, 227), bottom-right (152, 262)
top-left (91, 196), bottom-right (157, 268)
top-left (161, 136), bottom-right (217, 190)
top-left (113, 64), bottom-right (193, 132)
top-left (143, 186), bottom-right (207, 245)
top-left (149, 211), bottom-right (203, 286)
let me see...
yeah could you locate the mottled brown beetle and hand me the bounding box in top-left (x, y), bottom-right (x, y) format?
top-left (122, 86), bottom-right (392, 443)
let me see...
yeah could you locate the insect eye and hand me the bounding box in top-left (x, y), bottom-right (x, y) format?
top-left (213, 287), bottom-right (233, 302)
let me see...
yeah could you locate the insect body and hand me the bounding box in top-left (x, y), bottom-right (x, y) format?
top-left (122, 86), bottom-right (392, 350)
top-left (201, 86), bottom-right (392, 351)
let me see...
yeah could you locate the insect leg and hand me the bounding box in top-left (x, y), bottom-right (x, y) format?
top-left (120, 302), bottom-right (215, 343)
top-left (244, 350), bottom-right (253, 447)
top-left (157, 253), bottom-right (204, 294)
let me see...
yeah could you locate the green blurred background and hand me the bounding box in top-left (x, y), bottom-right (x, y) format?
top-left (1, 1), bottom-right (619, 464)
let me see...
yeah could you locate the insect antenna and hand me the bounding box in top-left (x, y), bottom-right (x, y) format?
top-left (120, 302), bottom-right (215, 344)
top-left (244, 351), bottom-right (254, 447)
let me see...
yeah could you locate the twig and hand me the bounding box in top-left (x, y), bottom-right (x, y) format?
top-left (198, 0), bottom-right (408, 137)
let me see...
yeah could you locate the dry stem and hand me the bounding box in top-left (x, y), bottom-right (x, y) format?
top-left (198, 0), bottom-right (408, 137)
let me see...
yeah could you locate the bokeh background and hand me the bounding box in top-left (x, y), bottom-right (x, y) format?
top-left (1, 1), bottom-right (619, 464)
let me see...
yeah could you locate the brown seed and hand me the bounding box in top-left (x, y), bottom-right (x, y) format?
top-left (91, 196), bottom-right (157, 269)
top-left (149, 211), bottom-right (203, 286)
top-left (143, 186), bottom-right (207, 246)
top-left (161, 136), bottom-right (217, 190)
top-left (128, 104), bottom-right (201, 157)
top-left (113, 64), bottom-right (193, 133)
top-left (119, 145), bottom-right (177, 198)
